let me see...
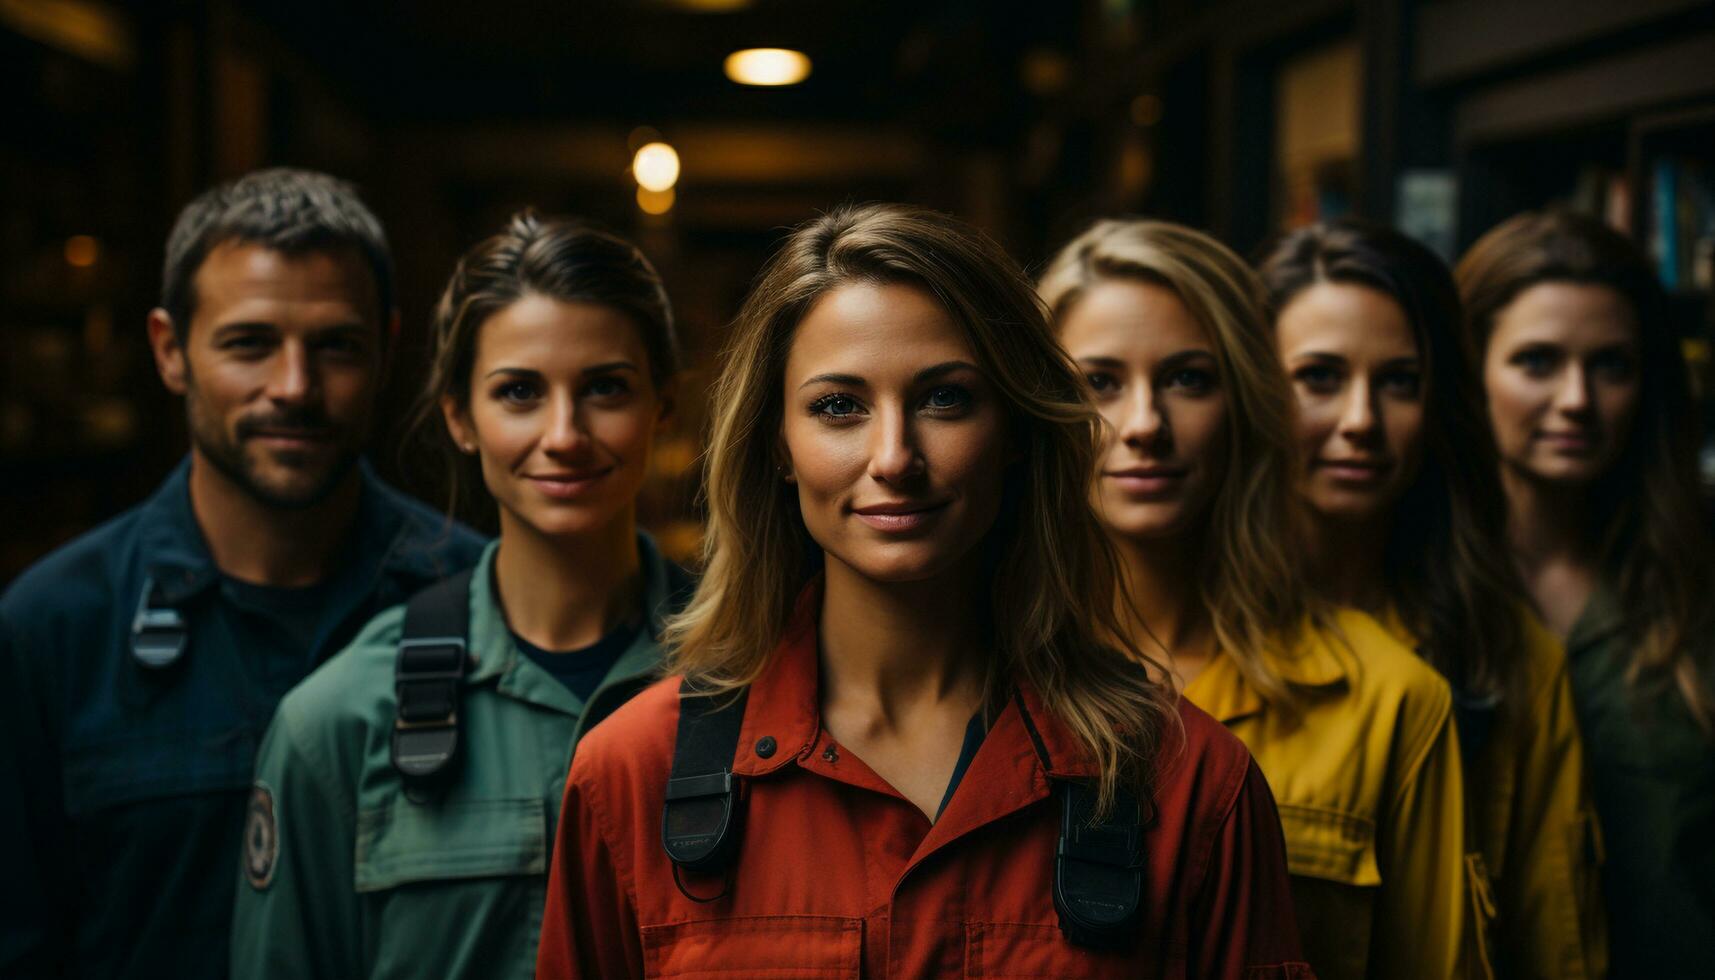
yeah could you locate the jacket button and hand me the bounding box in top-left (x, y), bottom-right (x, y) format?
top-left (754, 736), bottom-right (777, 759)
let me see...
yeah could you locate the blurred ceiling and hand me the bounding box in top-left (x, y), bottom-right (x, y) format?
top-left (234, 0), bottom-right (1083, 141)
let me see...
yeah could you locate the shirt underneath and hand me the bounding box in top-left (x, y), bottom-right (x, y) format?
top-left (511, 621), bottom-right (641, 702)
top-left (936, 712), bottom-right (989, 820)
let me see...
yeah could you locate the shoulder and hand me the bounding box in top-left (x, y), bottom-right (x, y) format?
top-left (1156, 696), bottom-right (1259, 820)
top-left (266, 605), bottom-right (406, 767)
top-left (1322, 607), bottom-right (1453, 724)
top-left (370, 476), bottom-right (488, 571)
top-left (568, 676), bottom-right (683, 801)
top-left (2, 504), bottom-right (145, 637)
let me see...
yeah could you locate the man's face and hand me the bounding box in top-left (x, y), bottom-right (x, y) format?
top-left (149, 240), bottom-right (382, 509)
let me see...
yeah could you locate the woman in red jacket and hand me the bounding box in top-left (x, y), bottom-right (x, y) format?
top-left (537, 203), bottom-right (1310, 978)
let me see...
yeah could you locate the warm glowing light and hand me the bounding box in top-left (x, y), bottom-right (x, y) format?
top-left (64, 235), bottom-right (100, 268)
top-left (636, 186), bottom-right (676, 215)
top-left (724, 48), bottom-right (811, 87)
top-left (632, 142), bottom-right (680, 192)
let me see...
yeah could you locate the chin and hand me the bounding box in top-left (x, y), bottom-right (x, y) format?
top-left (830, 542), bottom-right (969, 584)
top-left (1522, 458), bottom-right (1608, 487)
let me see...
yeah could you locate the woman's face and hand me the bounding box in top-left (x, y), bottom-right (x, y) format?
top-left (443, 293), bottom-right (668, 540)
top-left (1276, 281), bottom-right (1425, 523)
top-left (1059, 279), bottom-right (1228, 540)
top-left (780, 281), bottom-right (1012, 584)
top-left (1482, 282), bottom-right (1641, 487)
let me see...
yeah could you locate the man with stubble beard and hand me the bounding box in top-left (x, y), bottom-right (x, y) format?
top-left (0, 169), bottom-right (485, 978)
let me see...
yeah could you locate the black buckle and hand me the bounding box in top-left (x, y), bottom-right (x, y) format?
top-left (130, 577), bottom-right (187, 669)
top-left (662, 769), bottom-right (739, 874)
top-left (391, 636), bottom-right (467, 790)
top-left (1054, 782), bottom-right (1145, 950)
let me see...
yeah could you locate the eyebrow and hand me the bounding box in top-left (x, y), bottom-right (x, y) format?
top-left (482, 361), bottom-right (639, 381)
top-left (210, 321), bottom-right (371, 341)
top-left (796, 360), bottom-right (980, 392)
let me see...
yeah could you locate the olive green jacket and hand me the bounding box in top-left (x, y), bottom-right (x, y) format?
top-left (1567, 586), bottom-right (1715, 978)
top-left (230, 536), bottom-right (682, 980)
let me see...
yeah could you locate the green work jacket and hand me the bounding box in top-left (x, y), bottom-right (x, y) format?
top-left (230, 535), bottom-right (685, 980)
top-left (1567, 585), bottom-right (1715, 978)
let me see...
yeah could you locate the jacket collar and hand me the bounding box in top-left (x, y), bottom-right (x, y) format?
top-left (137, 456), bottom-right (445, 605)
top-left (729, 580), bottom-right (1099, 781)
top-left (1186, 616), bottom-right (1351, 724)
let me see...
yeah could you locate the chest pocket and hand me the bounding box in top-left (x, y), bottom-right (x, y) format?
top-left (639, 915), bottom-right (862, 979)
top-left (354, 797), bottom-right (547, 892)
top-left (965, 922), bottom-right (1144, 979)
top-left (63, 728), bottom-right (256, 816)
top-left (1279, 804), bottom-right (1380, 980)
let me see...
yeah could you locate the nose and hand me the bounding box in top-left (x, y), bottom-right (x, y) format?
top-left (1336, 378), bottom-right (1380, 444)
top-left (266, 340), bottom-right (316, 404)
top-left (541, 390), bottom-right (593, 455)
top-left (1119, 384), bottom-right (1170, 451)
top-left (1554, 364), bottom-right (1593, 417)
top-left (867, 404), bottom-right (924, 485)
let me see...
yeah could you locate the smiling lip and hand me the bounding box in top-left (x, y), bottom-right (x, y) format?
top-left (1317, 458), bottom-right (1389, 483)
top-left (1537, 430), bottom-right (1596, 452)
top-left (850, 500), bottom-right (948, 532)
top-left (526, 468), bottom-right (613, 499)
top-left (1104, 466), bottom-right (1187, 497)
top-left (250, 429), bottom-right (332, 450)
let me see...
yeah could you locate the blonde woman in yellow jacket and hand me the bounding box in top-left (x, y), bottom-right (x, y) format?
top-left (1041, 219), bottom-right (1467, 980)
top-left (1258, 220), bottom-right (1605, 979)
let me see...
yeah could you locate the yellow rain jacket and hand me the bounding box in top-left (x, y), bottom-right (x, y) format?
top-left (1380, 610), bottom-right (1607, 980)
top-left (1184, 608), bottom-right (1467, 980)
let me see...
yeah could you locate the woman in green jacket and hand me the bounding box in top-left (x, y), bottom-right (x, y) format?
top-left (231, 212), bottom-right (686, 979)
top-left (1457, 209), bottom-right (1715, 978)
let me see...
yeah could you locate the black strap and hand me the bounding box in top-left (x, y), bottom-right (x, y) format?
top-left (391, 570), bottom-right (474, 799)
top-left (1054, 780), bottom-right (1146, 950)
top-left (130, 576), bottom-right (188, 669)
top-left (661, 678), bottom-right (747, 876)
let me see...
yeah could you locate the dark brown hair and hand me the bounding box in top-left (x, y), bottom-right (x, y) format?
top-left (414, 211), bottom-right (677, 510)
top-left (1260, 218), bottom-right (1526, 701)
top-left (1458, 209), bottom-right (1713, 728)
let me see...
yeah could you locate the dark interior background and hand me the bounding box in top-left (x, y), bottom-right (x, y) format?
top-left (7, 0), bottom-right (1714, 580)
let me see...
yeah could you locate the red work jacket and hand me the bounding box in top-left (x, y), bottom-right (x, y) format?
top-left (538, 596), bottom-right (1312, 978)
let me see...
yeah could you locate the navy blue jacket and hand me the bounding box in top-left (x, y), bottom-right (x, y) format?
top-left (0, 459), bottom-right (486, 979)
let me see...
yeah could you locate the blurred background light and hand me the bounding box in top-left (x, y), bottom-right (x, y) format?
top-left (632, 141), bottom-right (680, 192)
top-left (724, 48), bottom-right (810, 87)
top-left (64, 235), bottom-right (100, 268)
top-left (636, 185), bottom-right (675, 215)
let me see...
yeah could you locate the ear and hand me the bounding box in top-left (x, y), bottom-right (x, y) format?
top-left (440, 393), bottom-right (478, 455)
top-left (147, 308), bottom-right (188, 396)
top-left (775, 432), bottom-right (797, 484)
top-left (653, 378), bottom-right (677, 431)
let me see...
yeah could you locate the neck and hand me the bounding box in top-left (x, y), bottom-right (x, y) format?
top-left (494, 506), bottom-right (641, 651)
top-left (1113, 531), bottom-right (1214, 680)
top-left (817, 555), bottom-right (987, 726)
top-left (189, 450), bottom-right (361, 587)
top-left (1501, 465), bottom-right (1594, 572)
top-left (1305, 508), bottom-right (1392, 614)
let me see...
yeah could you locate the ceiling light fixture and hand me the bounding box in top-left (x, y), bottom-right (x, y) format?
top-left (632, 142), bottom-right (681, 193)
top-left (724, 48), bottom-right (811, 87)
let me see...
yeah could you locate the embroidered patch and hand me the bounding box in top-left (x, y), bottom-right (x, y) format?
top-left (243, 783), bottom-right (278, 890)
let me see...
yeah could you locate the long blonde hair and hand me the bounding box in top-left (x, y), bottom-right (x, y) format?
top-left (1039, 219), bottom-right (1309, 707)
top-left (667, 203), bottom-right (1179, 806)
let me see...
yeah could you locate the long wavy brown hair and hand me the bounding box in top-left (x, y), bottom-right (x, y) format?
top-left (666, 203), bottom-right (1180, 807)
top-left (1261, 219), bottom-right (1526, 702)
top-left (1458, 209), bottom-right (1714, 730)
top-left (1039, 219), bottom-right (1310, 709)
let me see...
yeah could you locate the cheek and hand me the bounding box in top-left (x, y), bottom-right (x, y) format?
top-left (1385, 402), bottom-right (1427, 462)
top-left (1597, 382), bottom-right (1642, 436)
top-left (1172, 397), bottom-right (1228, 467)
top-left (470, 405), bottom-right (537, 464)
top-left (590, 407), bottom-right (658, 462)
top-left (1483, 372), bottom-right (1545, 440)
top-left (781, 419), bottom-right (866, 497)
top-left (1292, 399), bottom-right (1337, 457)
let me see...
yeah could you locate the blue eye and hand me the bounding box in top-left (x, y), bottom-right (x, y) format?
top-left (923, 385), bottom-right (970, 411)
top-left (810, 394), bottom-right (861, 419)
top-left (585, 376), bottom-right (630, 398)
top-left (1164, 368), bottom-right (1215, 393)
top-left (496, 381), bottom-right (537, 404)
